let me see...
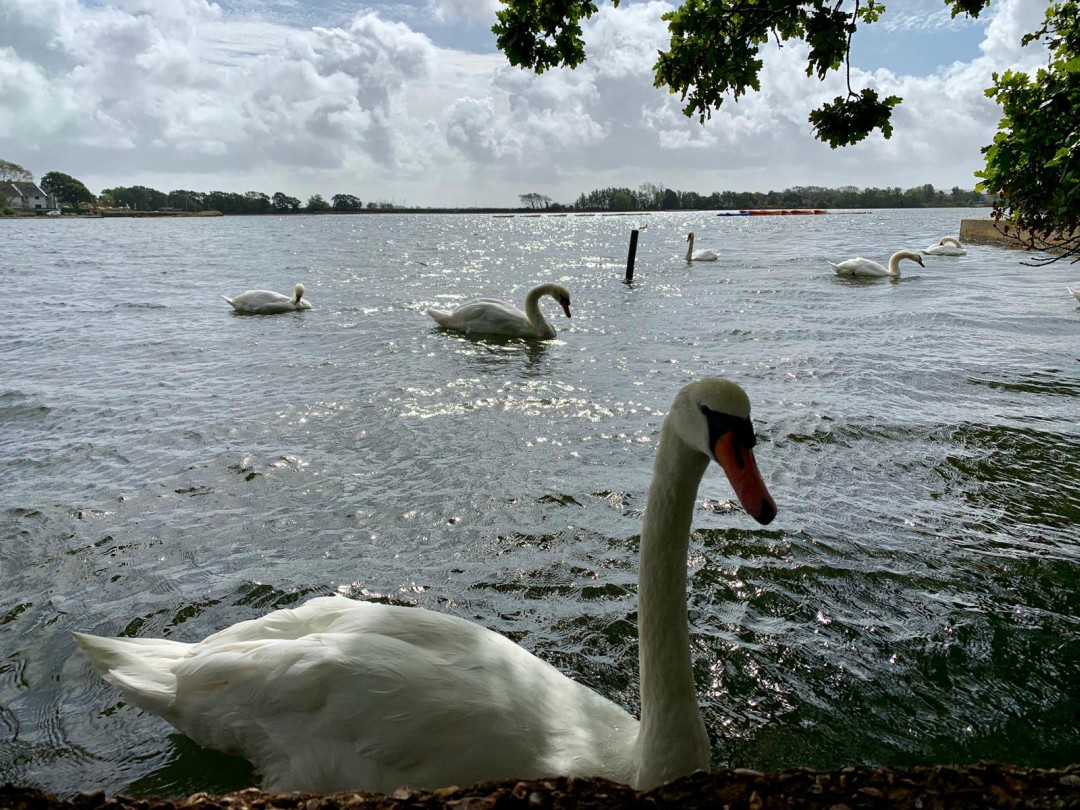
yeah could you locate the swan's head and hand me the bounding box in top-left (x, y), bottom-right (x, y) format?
top-left (686, 232), bottom-right (694, 242)
top-left (668, 379), bottom-right (776, 525)
top-left (894, 251), bottom-right (925, 268)
top-left (550, 283), bottom-right (572, 319)
top-left (293, 283), bottom-right (306, 303)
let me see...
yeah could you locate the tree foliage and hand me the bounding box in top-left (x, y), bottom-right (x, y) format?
top-left (273, 192), bottom-right (302, 212)
top-left (101, 185), bottom-right (169, 211)
top-left (0, 159), bottom-right (33, 182)
top-left (306, 194), bottom-right (331, 212)
top-left (573, 181), bottom-right (985, 211)
top-left (976, 0), bottom-right (1080, 263)
top-left (332, 193), bottom-right (364, 211)
top-left (41, 171), bottom-right (95, 211)
top-left (493, 0), bottom-right (987, 147)
top-left (519, 192), bottom-right (552, 209)
top-left (169, 190), bottom-right (205, 211)
top-left (244, 191), bottom-right (272, 214)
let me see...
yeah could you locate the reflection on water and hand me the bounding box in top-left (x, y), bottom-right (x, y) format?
top-left (0, 210), bottom-right (1077, 797)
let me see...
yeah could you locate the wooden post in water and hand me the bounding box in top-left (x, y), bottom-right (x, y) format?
top-left (625, 229), bottom-right (639, 283)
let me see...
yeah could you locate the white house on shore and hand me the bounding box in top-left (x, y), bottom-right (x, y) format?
top-left (2, 181), bottom-right (58, 212)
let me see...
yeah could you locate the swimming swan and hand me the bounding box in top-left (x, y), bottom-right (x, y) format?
top-left (1069, 287), bottom-right (1080, 303)
top-left (829, 250), bottom-right (925, 278)
top-left (424, 283), bottom-right (571, 339)
top-left (685, 232), bottom-right (719, 262)
top-left (222, 283), bottom-right (312, 314)
top-left (74, 378), bottom-right (777, 795)
top-left (922, 236), bottom-right (967, 256)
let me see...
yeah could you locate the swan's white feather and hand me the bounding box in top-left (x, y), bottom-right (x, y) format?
top-left (76, 597), bottom-right (637, 793)
top-left (223, 283), bottom-right (312, 315)
top-left (685, 232), bottom-right (719, 262)
top-left (830, 250), bottom-right (924, 278)
top-left (425, 283), bottom-right (571, 339)
top-left (922, 236), bottom-right (966, 256)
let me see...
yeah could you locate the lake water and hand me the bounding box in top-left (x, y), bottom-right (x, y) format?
top-left (1, 209), bottom-right (1077, 797)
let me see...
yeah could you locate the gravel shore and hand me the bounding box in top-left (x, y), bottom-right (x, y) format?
top-left (5, 764), bottom-right (1080, 810)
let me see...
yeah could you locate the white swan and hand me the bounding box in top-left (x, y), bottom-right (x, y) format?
top-left (424, 283), bottom-right (571, 339)
top-left (1068, 287), bottom-right (1080, 303)
top-left (222, 283), bottom-right (312, 314)
top-left (74, 378), bottom-right (776, 795)
top-left (685, 232), bottom-right (719, 262)
top-left (922, 236), bottom-right (967, 256)
top-left (829, 250), bottom-right (925, 278)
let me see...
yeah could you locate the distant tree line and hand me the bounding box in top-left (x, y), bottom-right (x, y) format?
top-left (97, 186), bottom-right (384, 214)
top-left (571, 183), bottom-right (990, 212)
top-left (1, 159), bottom-right (394, 214)
top-left (5, 157), bottom-right (989, 216)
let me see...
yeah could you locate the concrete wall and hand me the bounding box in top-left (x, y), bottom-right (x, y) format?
top-left (960, 217), bottom-right (1074, 251)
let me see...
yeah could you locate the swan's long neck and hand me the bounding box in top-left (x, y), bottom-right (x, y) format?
top-left (685, 234), bottom-right (694, 261)
top-left (523, 285), bottom-right (555, 335)
top-left (633, 425), bottom-right (711, 788)
top-left (887, 251), bottom-right (916, 275)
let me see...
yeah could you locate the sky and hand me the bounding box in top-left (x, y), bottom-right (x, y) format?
top-left (0, 0), bottom-right (1054, 208)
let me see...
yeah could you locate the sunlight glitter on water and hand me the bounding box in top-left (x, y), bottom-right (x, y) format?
top-left (1, 209), bottom-right (1077, 795)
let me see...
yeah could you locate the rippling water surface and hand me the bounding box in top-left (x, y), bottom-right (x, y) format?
top-left (1, 209), bottom-right (1077, 796)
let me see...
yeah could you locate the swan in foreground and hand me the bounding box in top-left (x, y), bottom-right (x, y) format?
top-left (74, 378), bottom-right (776, 795)
top-left (685, 232), bottom-right (719, 261)
top-left (222, 283), bottom-right (311, 314)
top-left (829, 250), bottom-right (925, 278)
top-left (1069, 287), bottom-right (1080, 303)
top-left (424, 282), bottom-right (571, 339)
top-left (922, 236), bottom-right (967, 256)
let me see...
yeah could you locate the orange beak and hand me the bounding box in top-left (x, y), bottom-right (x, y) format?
top-left (713, 433), bottom-right (776, 525)
top-left (560, 300), bottom-right (572, 319)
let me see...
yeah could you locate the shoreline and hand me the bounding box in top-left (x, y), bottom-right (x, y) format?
top-left (3, 205), bottom-right (996, 220)
top-left (4, 764), bottom-right (1079, 809)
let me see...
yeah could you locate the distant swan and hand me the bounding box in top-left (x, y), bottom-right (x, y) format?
top-left (685, 232), bottom-right (718, 262)
top-left (829, 250), bottom-right (925, 278)
top-left (922, 236), bottom-right (967, 256)
top-left (1069, 287), bottom-right (1080, 303)
top-left (424, 283), bottom-right (571, 339)
top-left (74, 378), bottom-right (777, 794)
top-left (223, 283), bottom-right (312, 314)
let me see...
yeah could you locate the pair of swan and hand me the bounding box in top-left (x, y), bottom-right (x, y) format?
top-left (75, 378), bottom-right (776, 794)
top-left (223, 283), bottom-right (312, 314)
top-left (424, 283), bottom-right (571, 339)
top-left (922, 236), bottom-right (966, 256)
top-left (686, 232), bottom-right (718, 262)
top-left (829, 250), bottom-right (925, 278)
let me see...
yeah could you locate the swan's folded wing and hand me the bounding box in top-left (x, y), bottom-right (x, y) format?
top-left (441, 300), bottom-right (534, 336)
top-left (831, 257), bottom-right (885, 275)
top-left (166, 600), bottom-right (632, 792)
top-left (225, 289), bottom-right (296, 313)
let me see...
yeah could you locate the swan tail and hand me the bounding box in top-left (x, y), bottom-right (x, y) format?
top-left (74, 632), bottom-right (191, 711)
top-left (222, 295), bottom-right (236, 307)
top-left (424, 307), bottom-right (453, 327)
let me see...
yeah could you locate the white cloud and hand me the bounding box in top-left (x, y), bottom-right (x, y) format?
top-left (0, 0), bottom-right (1055, 206)
top-left (427, 0), bottom-right (500, 26)
top-left (882, 6), bottom-right (976, 32)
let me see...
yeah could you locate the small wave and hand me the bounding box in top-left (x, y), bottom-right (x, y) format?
top-left (113, 302), bottom-right (169, 310)
top-left (0, 391), bottom-right (51, 424)
top-left (969, 369), bottom-right (1080, 398)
